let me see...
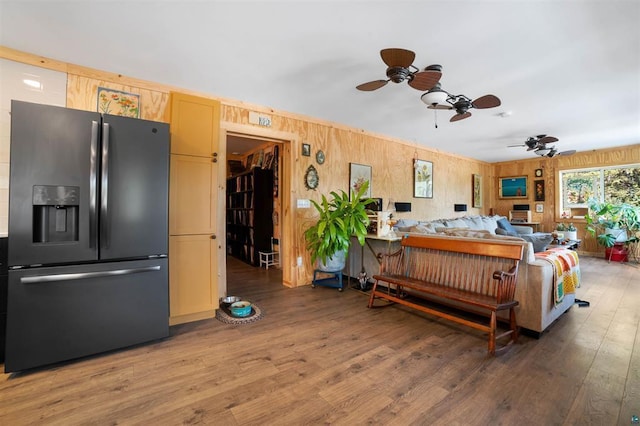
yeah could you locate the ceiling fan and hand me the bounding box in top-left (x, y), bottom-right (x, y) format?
top-left (509, 135), bottom-right (576, 157)
top-left (420, 66), bottom-right (502, 123)
top-left (356, 48), bottom-right (442, 92)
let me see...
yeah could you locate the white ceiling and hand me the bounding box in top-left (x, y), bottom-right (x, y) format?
top-left (1, 1), bottom-right (639, 163)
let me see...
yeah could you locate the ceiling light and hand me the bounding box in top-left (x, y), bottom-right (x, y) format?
top-left (535, 148), bottom-right (551, 156)
top-left (421, 89), bottom-right (448, 107)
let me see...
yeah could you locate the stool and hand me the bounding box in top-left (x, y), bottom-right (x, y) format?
top-left (312, 269), bottom-right (344, 291)
top-left (259, 238), bottom-right (280, 269)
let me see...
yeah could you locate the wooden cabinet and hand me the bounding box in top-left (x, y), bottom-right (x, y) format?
top-left (169, 155), bottom-right (216, 235)
top-left (168, 92), bottom-right (221, 325)
top-left (170, 93), bottom-right (220, 157)
top-left (226, 168), bottom-right (273, 266)
top-left (169, 235), bottom-right (217, 324)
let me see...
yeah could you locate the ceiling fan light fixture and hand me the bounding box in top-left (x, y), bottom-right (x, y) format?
top-left (421, 89), bottom-right (448, 106)
top-left (535, 148), bottom-right (551, 156)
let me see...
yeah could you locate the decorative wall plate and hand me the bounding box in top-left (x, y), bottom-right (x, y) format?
top-left (305, 165), bottom-right (319, 190)
top-left (316, 150), bottom-right (325, 165)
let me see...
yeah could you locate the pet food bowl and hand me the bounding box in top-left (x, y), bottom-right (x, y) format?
top-left (220, 296), bottom-right (241, 305)
top-left (229, 301), bottom-right (252, 317)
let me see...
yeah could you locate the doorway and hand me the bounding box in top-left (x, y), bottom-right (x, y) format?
top-left (223, 130), bottom-right (291, 298)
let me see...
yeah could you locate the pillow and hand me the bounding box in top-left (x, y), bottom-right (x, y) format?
top-left (441, 229), bottom-right (492, 239)
top-left (444, 218), bottom-right (469, 228)
top-left (495, 228), bottom-right (511, 236)
top-left (480, 216), bottom-right (500, 234)
top-left (465, 216), bottom-right (485, 230)
top-left (409, 224), bottom-right (437, 234)
top-left (394, 219), bottom-right (419, 228)
top-left (421, 220), bottom-right (445, 229)
top-left (520, 233), bottom-right (554, 253)
top-left (496, 218), bottom-right (519, 237)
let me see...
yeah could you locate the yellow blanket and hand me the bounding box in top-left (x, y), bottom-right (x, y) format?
top-left (535, 248), bottom-right (581, 305)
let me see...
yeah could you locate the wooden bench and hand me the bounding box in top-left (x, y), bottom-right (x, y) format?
top-left (368, 235), bottom-right (524, 355)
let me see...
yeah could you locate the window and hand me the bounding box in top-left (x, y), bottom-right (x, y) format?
top-left (559, 164), bottom-right (640, 215)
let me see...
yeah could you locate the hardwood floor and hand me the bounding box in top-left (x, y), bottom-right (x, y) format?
top-left (1, 255), bottom-right (639, 425)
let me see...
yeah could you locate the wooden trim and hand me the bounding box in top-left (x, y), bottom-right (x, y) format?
top-left (1, 45), bottom-right (491, 166)
top-left (401, 235), bottom-right (524, 260)
top-left (220, 122), bottom-right (298, 287)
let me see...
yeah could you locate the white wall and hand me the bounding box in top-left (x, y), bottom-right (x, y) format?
top-left (0, 59), bottom-right (67, 236)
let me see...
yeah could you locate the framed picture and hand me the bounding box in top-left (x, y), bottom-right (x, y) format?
top-left (97, 87), bottom-right (140, 118)
top-left (349, 163), bottom-right (372, 200)
top-left (302, 143), bottom-right (311, 157)
top-left (498, 176), bottom-right (527, 199)
top-left (536, 203), bottom-right (544, 213)
top-left (414, 159), bottom-right (433, 198)
top-left (472, 174), bottom-right (482, 208)
top-left (534, 179), bottom-right (545, 201)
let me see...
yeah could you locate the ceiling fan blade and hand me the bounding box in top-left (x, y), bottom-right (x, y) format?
top-left (508, 144), bottom-right (525, 147)
top-left (558, 150), bottom-right (576, 156)
top-left (380, 48), bottom-right (415, 68)
top-left (538, 136), bottom-right (559, 144)
top-left (408, 70), bottom-right (442, 91)
top-left (450, 112), bottom-right (472, 122)
top-left (356, 80), bottom-right (388, 91)
top-left (472, 94), bottom-right (501, 109)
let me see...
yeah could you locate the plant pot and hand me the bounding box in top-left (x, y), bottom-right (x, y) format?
top-left (316, 250), bottom-right (346, 272)
top-left (605, 243), bottom-right (628, 262)
top-left (565, 231), bottom-right (578, 241)
top-left (605, 228), bottom-right (628, 243)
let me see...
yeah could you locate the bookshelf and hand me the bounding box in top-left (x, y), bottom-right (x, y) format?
top-left (226, 168), bottom-right (274, 266)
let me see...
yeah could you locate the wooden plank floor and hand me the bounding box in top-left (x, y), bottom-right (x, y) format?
top-left (1, 255), bottom-right (639, 425)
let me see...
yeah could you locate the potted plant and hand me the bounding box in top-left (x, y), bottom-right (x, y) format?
top-left (585, 198), bottom-right (640, 261)
top-left (304, 181), bottom-right (373, 271)
top-left (565, 223), bottom-right (578, 241)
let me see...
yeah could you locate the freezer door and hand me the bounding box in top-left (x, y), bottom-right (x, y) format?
top-left (4, 258), bottom-right (169, 372)
top-left (9, 101), bottom-right (100, 266)
top-left (99, 115), bottom-right (169, 260)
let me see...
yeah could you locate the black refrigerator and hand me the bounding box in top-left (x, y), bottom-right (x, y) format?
top-left (4, 100), bottom-right (170, 372)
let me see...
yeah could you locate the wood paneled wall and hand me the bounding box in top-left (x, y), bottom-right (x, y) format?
top-left (493, 145), bottom-right (640, 255)
top-left (4, 45), bottom-right (637, 283)
top-left (66, 75), bottom-right (169, 122)
top-left (220, 105), bottom-right (493, 284)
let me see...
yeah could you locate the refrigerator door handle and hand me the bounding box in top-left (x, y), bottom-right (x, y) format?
top-left (89, 120), bottom-right (99, 248)
top-left (100, 122), bottom-right (110, 249)
top-left (19, 266), bottom-right (162, 284)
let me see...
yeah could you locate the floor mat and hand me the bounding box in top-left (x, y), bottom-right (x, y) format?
top-left (215, 302), bottom-right (264, 324)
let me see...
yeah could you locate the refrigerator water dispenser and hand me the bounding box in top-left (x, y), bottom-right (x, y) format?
top-left (32, 185), bottom-right (79, 243)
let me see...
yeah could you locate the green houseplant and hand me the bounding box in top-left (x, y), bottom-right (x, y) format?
top-left (304, 181), bottom-right (372, 271)
top-left (585, 198), bottom-right (640, 261)
top-left (585, 198), bottom-right (640, 247)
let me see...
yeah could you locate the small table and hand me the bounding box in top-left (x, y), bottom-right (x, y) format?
top-left (548, 239), bottom-right (581, 250)
top-left (312, 269), bottom-right (344, 291)
top-left (347, 233), bottom-right (402, 290)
